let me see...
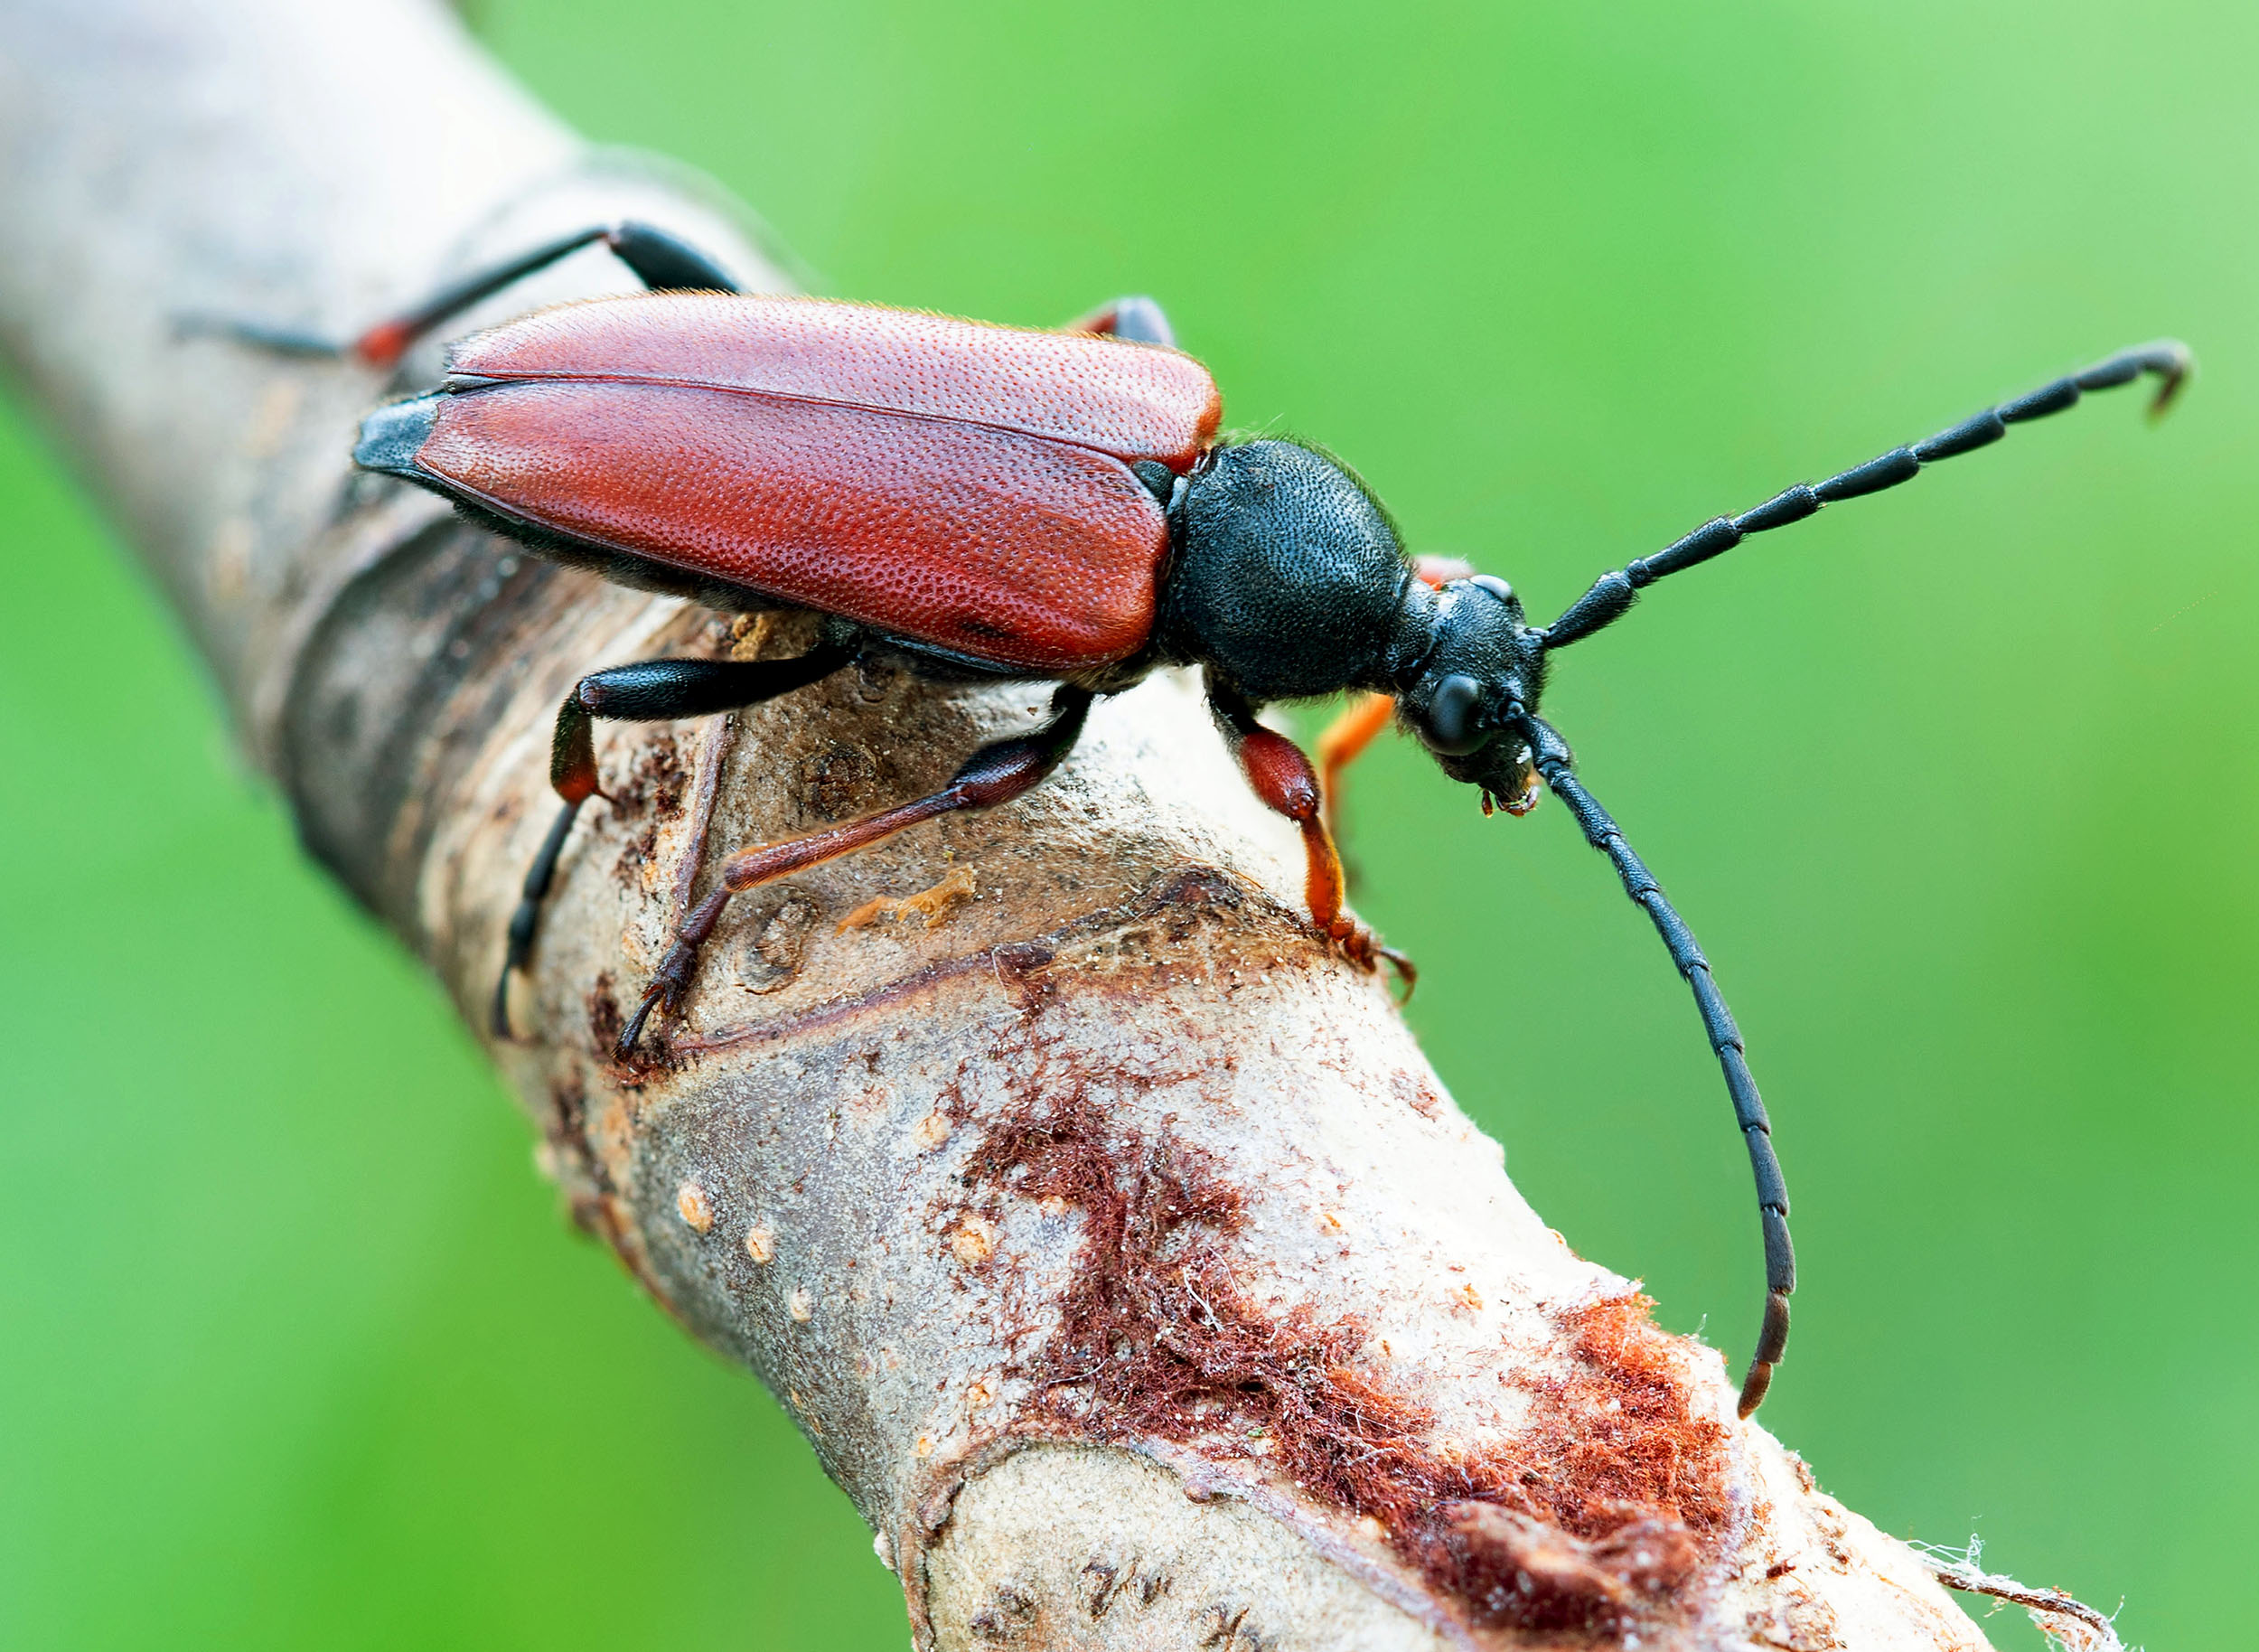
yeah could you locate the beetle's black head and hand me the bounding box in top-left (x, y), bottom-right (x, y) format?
top-left (1392, 573), bottom-right (1551, 813)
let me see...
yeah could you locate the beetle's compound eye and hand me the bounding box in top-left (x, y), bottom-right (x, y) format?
top-left (1420, 673), bottom-right (1493, 756)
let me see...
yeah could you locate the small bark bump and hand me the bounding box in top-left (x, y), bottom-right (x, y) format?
top-left (675, 1181), bottom-right (714, 1234)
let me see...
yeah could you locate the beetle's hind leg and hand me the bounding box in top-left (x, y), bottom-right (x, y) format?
top-left (495, 645), bottom-right (852, 1040)
top-left (618, 687), bottom-right (1095, 1058)
top-left (180, 220), bottom-right (742, 369)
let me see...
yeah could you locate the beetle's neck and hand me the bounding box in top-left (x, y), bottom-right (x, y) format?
top-left (1373, 573), bottom-right (1446, 693)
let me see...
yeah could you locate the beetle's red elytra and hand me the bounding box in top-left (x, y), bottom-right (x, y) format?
top-left (248, 217), bottom-right (2184, 1417)
top-left (416, 295), bottom-right (1221, 671)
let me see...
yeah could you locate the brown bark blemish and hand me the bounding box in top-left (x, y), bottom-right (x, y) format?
top-left (545, 1069), bottom-right (588, 1157)
top-left (586, 971), bottom-right (624, 1057)
top-left (543, 1067), bottom-right (615, 1202)
top-left (611, 728), bottom-right (690, 884)
top-left (804, 740), bottom-right (880, 821)
top-left (734, 886), bottom-right (824, 992)
top-left (611, 727), bottom-right (689, 820)
top-left (967, 1580), bottom-right (1038, 1644)
top-left (1445, 1503), bottom-right (1698, 1625)
top-left (1197, 1602), bottom-right (1271, 1649)
top-left (1082, 1555), bottom-right (1172, 1618)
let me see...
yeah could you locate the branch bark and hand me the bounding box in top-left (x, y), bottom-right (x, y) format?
top-left (0, 3), bottom-right (2003, 1645)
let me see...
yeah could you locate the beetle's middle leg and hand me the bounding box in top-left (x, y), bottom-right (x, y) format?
top-left (1316, 693), bottom-right (1396, 829)
top-left (1205, 679), bottom-right (1413, 992)
top-left (617, 686), bottom-right (1096, 1058)
top-left (495, 645), bottom-right (852, 1038)
top-left (1063, 296), bottom-right (1176, 347)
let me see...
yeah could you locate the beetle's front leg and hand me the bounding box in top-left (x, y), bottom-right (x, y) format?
top-left (1207, 680), bottom-right (1414, 992)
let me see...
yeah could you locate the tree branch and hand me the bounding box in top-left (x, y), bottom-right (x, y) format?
top-left (0, 1), bottom-right (2007, 1644)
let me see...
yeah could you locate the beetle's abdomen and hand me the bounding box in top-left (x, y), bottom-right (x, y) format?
top-left (417, 380), bottom-right (1169, 670)
top-left (448, 294), bottom-right (1223, 471)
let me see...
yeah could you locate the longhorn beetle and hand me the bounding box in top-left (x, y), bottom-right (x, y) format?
top-left (243, 221), bottom-right (2189, 1416)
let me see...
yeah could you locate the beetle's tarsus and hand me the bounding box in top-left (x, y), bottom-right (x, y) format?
top-left (173, 311), bottom-right (344, 358)
top-left (1327, 915), bottom-right (1402, 983)
top-left (616, 951), bottom-right (690, 1061)
top-left (615, 995), bottom-right (659, 1061)
top-left (1377, 944), bottom-right (1418, 1001)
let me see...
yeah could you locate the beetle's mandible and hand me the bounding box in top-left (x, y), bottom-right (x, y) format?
top-left (241, 220), bottom-right (2189, 1418)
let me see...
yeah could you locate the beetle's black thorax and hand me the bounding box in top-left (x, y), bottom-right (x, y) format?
top-left (1155, 440), bottom-right (1429, 701)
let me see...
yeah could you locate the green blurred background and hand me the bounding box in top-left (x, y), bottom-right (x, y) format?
top-left (4, 2), bottom-right (2253, 1646)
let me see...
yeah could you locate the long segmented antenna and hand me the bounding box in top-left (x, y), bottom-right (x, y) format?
top-left (1540, 340), bottom-right (2191, 650)
top-left (1514, 710), bottom-right (1792, 1417)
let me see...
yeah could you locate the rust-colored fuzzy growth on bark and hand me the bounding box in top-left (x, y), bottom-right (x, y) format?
top-left (955, 1040), bottom-right (1731, 1637)
top-left (1438, 1298), bottom-right (1731, 1631)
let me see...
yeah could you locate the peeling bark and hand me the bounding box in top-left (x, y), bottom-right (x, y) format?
top-left (0, 2), bottom-right (2008, 1645)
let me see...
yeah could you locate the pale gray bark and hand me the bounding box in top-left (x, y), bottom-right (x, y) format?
top-left (0, 3), bottom-right (2007, 1645)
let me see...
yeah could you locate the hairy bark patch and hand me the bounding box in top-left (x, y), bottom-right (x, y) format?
top-left (946, 1023), bottom-right (1730, 1637)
